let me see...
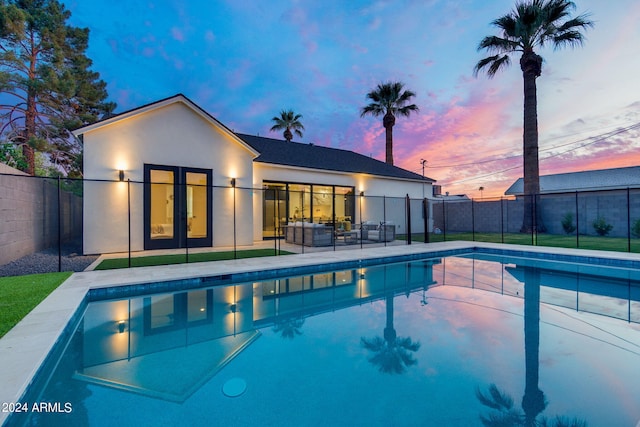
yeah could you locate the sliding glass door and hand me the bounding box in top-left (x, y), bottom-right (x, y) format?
top-left (262, 181), bottom-right (355, 239)
top-left (144, 165), bottom-right (212, 250)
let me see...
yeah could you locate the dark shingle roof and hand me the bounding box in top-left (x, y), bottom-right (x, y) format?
top-left (237, 133), bottom-right (434, 182)
top-left (505, 166), bottom-right (640, 195)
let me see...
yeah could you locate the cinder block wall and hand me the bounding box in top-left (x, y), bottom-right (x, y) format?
top-left (430, 190), bottom-right (640, 237)
top-left (0, 165), bottom-right (82, 266)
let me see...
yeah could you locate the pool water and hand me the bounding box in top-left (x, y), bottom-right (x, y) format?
top-left (8, 253), bottom-right (640, 426)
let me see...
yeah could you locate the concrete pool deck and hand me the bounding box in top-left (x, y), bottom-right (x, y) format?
top-left (2, 240), bottom-right (640, 425)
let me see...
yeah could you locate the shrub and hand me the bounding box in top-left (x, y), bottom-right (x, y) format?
top-left (592, 216), bottom-right (613, 236)
top-left (632, 219), bottom-right (640, 238)
top-left (561, 212), bottom-right (576, 234)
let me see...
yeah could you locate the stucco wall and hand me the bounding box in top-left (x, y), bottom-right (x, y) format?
top-left (82, 100), bottom-right (255, 254)
top-left (0, 167), bottom-right (82, 265)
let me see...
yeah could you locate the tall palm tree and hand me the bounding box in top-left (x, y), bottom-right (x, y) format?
top-left (473, 0), bottom-right (593, 233)
top-left (361, 81), bottom-right (418, 166)
top-left (270, 109), bottom-right (304, 142)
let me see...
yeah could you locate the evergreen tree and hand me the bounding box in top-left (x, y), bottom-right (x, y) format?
top-left (0, 0), bottom-right (115, 177)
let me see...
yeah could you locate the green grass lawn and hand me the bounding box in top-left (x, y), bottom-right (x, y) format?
top-left (94, 248), bottom-right (293, 270)
top-left (0, 272), bottom-right (72, 338)
top-left (400, 232), bottom-right (640, 253)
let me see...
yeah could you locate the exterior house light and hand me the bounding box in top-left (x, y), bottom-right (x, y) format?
top-left (230, 178), bottom-right (236, 188)
top-left (118, 170), bottom-right (125, 181)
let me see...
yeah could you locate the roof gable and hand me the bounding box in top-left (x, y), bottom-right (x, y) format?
top-left (73, 94), bottom-right (259, 157)
top-left (237, 133), bottom-right (435, 182)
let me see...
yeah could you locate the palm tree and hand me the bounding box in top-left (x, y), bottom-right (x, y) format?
top-left (473, 0), bottom-right (593, 233)
top-left (360, 81), bottom-right (418, 166)
top-left (270, 109), bottom-right (304, 142)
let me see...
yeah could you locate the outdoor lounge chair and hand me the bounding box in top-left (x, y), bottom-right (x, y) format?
top-left (367, 222), bottom-right (395, 242)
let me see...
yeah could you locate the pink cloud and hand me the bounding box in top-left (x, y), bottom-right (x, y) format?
top-left (376, 81), bottom-right (524, 196)
top-left (171, 27), bottom-right (184, 42)
top-left (224, 59), bottom-right (254, 90)
top-left (204, 30), bottom-right (215, 43)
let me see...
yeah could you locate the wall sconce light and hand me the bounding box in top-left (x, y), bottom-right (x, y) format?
top-left (230, 178), bottom-right (236, 188)
top-left (118, 170), bottom-right (125, 181)
top-left (230, 303), bottom-right (237, 313)
top-left (359, 191), bottom-right (364, 197)
top-left (117, 320), bottom-right (126, 334)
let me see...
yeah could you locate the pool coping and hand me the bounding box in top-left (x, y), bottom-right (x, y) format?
top-left (3, 241), bottom-right (640, 425)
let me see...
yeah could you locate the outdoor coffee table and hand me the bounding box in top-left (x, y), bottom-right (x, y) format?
top-left (335, 230), bottom-right (358, 244)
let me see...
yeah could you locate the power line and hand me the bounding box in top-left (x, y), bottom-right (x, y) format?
top-left (434, 121), bottom-right (640, 186)
top-left (424, 120), bottom-right (640, 169)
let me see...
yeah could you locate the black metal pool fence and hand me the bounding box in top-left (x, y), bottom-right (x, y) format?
top-left (2, 172), bottom-right (640, 274)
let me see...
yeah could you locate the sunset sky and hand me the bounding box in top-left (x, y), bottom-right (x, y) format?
top-left (67, 0), bottom-right (640, 198)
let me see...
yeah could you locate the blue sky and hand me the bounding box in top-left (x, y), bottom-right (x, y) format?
top-left (67, 0), bottom-right (640, 197)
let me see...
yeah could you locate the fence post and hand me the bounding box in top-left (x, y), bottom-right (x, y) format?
top-left (627, 187), bottom-right (631, 253)
top-left (275, 188), bottom-right (280, 254)
top-left (233, 181), bottom-right (237, 259)
top-left (383, 195), bottom-right (387, 247)
top-left (471, 198), bottom-right (475, 242)
top-left (127, 179), bottom-right (131, 268)
top-left (185, 181), bottom-right (190, 264)
top-left (423, 198), bottom-right (429, 244)
top-left (531, 195), bottom-right (535, 246)
top-left (57, 176), bottom-right (62, 272)
top-left (442, 200), bottom-right (447, 242)
top-left (359, 192), bottom-right (363, 249)
top-left (301, 190), bottom-right (305, 254)
top-left (406, 194), bottom-right (411, 245)
top-left (575, 191), bottom-right (579, 249)
top-left (500, 197), bottom-right (504, 244)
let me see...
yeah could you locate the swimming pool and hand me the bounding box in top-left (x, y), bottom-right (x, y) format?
top-left (5, 248), bottom-right (640, 426)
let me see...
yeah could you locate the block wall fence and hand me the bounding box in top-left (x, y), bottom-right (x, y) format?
top-left (0, 167), bottom-right (82, 266)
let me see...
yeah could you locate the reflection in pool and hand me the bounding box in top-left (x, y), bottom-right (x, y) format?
top-left (9, 254), bottom-right (640, 426)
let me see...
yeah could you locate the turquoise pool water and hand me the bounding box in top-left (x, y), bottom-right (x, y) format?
top-left (7, 251), bottom-right (640, 426)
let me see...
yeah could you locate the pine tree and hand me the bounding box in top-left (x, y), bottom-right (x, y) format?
top-left (0, 0), bottom-right (115, 177)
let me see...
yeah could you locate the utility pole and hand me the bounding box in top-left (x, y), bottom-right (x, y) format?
top-left (420, 159), bottom-right (427, 199)
top-left (420, 159), bottom-right (427, 177)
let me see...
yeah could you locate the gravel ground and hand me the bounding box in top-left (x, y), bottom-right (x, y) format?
top-left (0, 240), bottom-right (98, 277)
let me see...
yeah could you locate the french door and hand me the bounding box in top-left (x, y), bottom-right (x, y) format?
top-left (144, 164), bottom-right (212, 250)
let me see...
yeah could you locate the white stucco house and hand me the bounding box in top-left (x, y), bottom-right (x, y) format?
top-left (73, 94), bottom-right (435, 255)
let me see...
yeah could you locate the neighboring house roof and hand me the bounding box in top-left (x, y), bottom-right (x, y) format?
top-left (433, 194), bottom-right (470, 201)
top-left (505, 166), bottom-right (640, 195)
top-left (237, 133), bottom-right (435, 183)
top-left (72, 93), bottom-right (260, 157)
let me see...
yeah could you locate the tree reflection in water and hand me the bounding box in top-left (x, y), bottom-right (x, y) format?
top-left (476, 266), bottom-right (587, 427)
top-left (361, 294), bottom-right (420, 374)
top-left (272, 317), bottom-right (305, 340)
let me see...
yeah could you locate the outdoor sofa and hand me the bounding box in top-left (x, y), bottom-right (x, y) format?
top-left (285, 222), bottom-right (334, 246)
top-left (367, 221), bottom-right (396, 242)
